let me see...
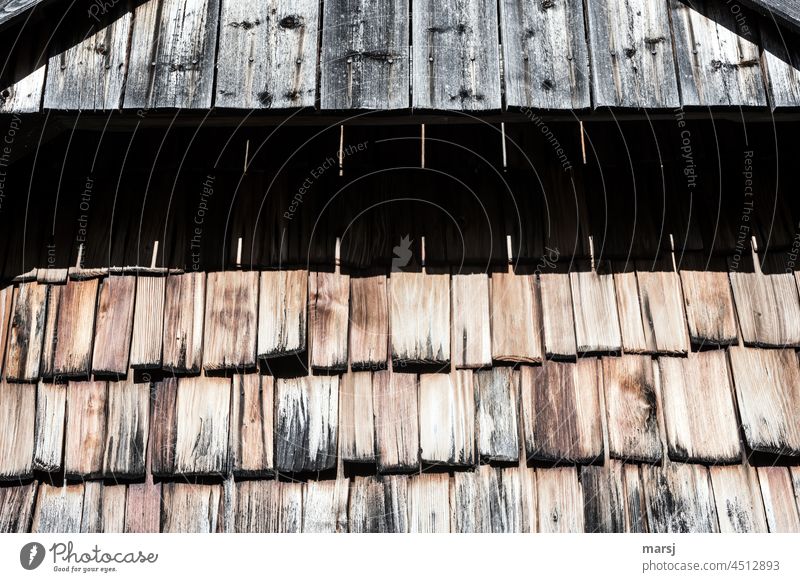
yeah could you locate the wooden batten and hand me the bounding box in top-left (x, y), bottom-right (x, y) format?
top-left (602, 355), bottom-right (662, 463)
top-left (475, 367), bottom-right (519, 462)
top-left (349, 275), bottom-right (388, 370)
top-left (31, 483), bottom-right (85, 533)
top-left (52, 279), bottom-right (99, 377)
top-left (339, 372), bottom-right (376, 463)
top-left (257, 270), bottom-right (307, 361)
top-left (33, 382), bottom-right (66, 473)
top-left (204, 271), bottom-right (258, 371)
top-left (408, 473), bottom-right (451, 533)
top-left (520, 359), bottom-right (603, 464)
top-left (103, 380), bottom-right (150, 478)
top-left (581, 462), bottom-right (626, 533)
top-left (0, 482), bottom-right (37, 532)
top-left (0, 286), bottom-right (14, 379)
top-left (150, 377), bottom-right (178, 476)
top-left (642, 463), bottom-right (717, 533)
top-left (0, 382), bottom-right (35, 479)
top-left (536, 467), bottom-right (584, 533)
top-left (302, 479), bottom-right (349, 533)
top-left (278, 482), bottom-right (303, 533)
top-left (373, 371), bottom-right (419, 472)
top-left (419, 371), bottom-right (475, 466)
top-left (64, 381), bottom-right (108, 479)
top-left (234, 480), bottom-right (281, 533)
top-left (81, 483), bottom-right (126, 533)
top-left (275, 376), bottom-right (338, 473)
top-left (130, 275), bottom-right (166, 369)
top-left (349, 476), bottom-right (388, 533)
top-left (162, 272), bottom-right (205, 374)
top-left (231, 374), bottom-right (273, 476)
top-left (490, 272), bottom-right (542, 363)
top-left (570, 269), bottom-right (622, 354)
top-left (309, 271), bottom-right (350, 371)
top-left (5, 282), bottom-right (47, 382)
top-left (452, 274), bottom-right (491, 368)
top-left (709, 465), bottom-right (768, 533)
top-left (125, 479), bottom-right (162, 533)
top-left (161, 483), bottom-right (222, 533)
top-left (679, 261), bottom-right (738, 346)
top-left (92, 276), bottom-right (136, 376)
top-left (758, 466), bottom-right (800, 532)
top-left (389, 271), bottom-right (450, 366)
top-left (539, 272), bottom-right (577, 359)
top-left (635, 268), bottom-right (689, 355)
top-left (174, 376), bottom-right (231, 476)
top-left (39, 285), bottom-right (60, 378)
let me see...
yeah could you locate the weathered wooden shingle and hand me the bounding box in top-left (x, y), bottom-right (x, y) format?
top-left (390, 272), bottom-right (450, 366)
top-left (490, 272), bottom-right (542, 364)
top-left (125, 478), bottom-right (162, 533)
top-left (258, 270), bottom-right (307, 361)
top-left (349, 476), bottom-right (386, 533)
top-left (709, 465), bottom-right (768, 533)
top-left (636, 268), bottom-right (689, 355)
top-left (419, 371), bottom-right (475, 466)
top-left (339, 371), bottom-right (375, 463)
top-left (581, 462), bottom-right (626, 533)
top-left (150, 377), bottom-right (178, 476)
top-left (204, 271), bottom-right (258, 371)
top-left (161, 483), bottom-right (222, 533)
top-left (92, 276), bottom-right (135, 376)
top-left (451, 274), bottom-right (491, 368)
top-left (757, 466), bottom-right (800, 532)
top-left (130, 276), bottom-right (165, 369)
top-left (103, 379), bottom-right (149, 478)
top-left (0, 44), bottom-right (46, 114)
top-left (33, 381), bottom-right (65, 472)
top-left (231, 373), bottom-right (273, 476)
top-left (373, 370), bottom-right (419, 472)
top-left (234, 480), bottom-right (280, 532)
top-left (679, 262), bottom-right (738, 346)
top-left (408, 473), bottom-right (450, 532)
top-left (309, 271), bottom-right (349, 371)
top-left (570, 270), bottom-right (621, 354)
top-left (174, 376), bottom-right (231, 476)
top-left (64, 380), bottom-right (108, 478)
top-left (475, 367), bottom-right (519, 463)
top-left (81, 482), bottom-right (126, 533)
top-left (536, 466), bottom-right (584, 533)
top-left (5, 282), bottom-right (47, 382)
top-left (302, 479), bottom-right (349, 533)
top-left (32, 483), bottom-right (85, 533)
top-left (0, 482), bottom-right (37, 532)
top-left (539, 271), bottom-right (577, 359)
top-left (0, 382), bottom-right (35, 479)
top-left (613, 267), bottom-right (649, 353)
top-left (643, 463), bottom-right (717, 533)
top-left (277, 482), bottom-right (303, 532)
top-left (162, 272), bottom-right (205, 373)
top-left (452, 466), bottom-right (523, 533)
top-left (349, 275), bottom-right (388, 369)
top-left (53, 278), bottom-right (98, 377)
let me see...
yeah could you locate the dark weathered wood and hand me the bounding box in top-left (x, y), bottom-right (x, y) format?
top-left (740, 0), bottom-right (800, 33)
top-left (643, 463), bottom-right (717, 533)
top-left (0, 43), bottom-right (46, 113)
top-left (539, 271), bottom-right (577, 358)
top-left (390, 272), bottom-right (450, 366)
top-left (92, 276), bottom-right (135, 376)
top-left (125, 479), bottom-right (162, 533)
top-left (570, 270), bottom-right (622, 354)
top-left (500, 0), bottom-right (589, 109)
top-left (33, 381), bottom-right (65, 472)
top-left (231, 373), bottom-right (273, 476)
top-left (419, 371), bottom-right (475, 466)
top-left (5, 282), bottom-right (47, 382)
top-left (709, 465), bottom-right (768, 533)
top-left (536, 466), bottom-right (583, 533)
top-left (321, 0), bottom-right (410, 109)
top-left (679, 263), bottom-right (738, 346)
top-left (103, 379), bottom-right (149, 478)
top-left (39, 285), bottom-right (60, 378)
top-left (412, 0), bottom-right (501, 110)
top-left (162, 272), bottom-right (205, 374)
top-left (309, 271), bottom-right (350, 371)
top-left (81, 482), bottom-right (126, 533)
top-left (408, 473), bottom-right (450, 532)
top-left (130, 276), bottom-right (165, 369)
top-left (475, 367), bottom-right (519, 463)
top-left (0, 0), bottom-right (47, 28)
top-left (490, 272), bottom-right (542, 364)
top-left (452, 466), bottom-right (522, 533)
top-left (761, 20), bottom-right (800, 108)
top-left (758, 466), bottom-right (800, 532)
top-left (339, 371), bottom-right (375, 463)
top-left (582, 462), bottom-right (626, 533)
top-left (64, 380), bottom-right (108, 478)
top-left (0, 382), bottom-right (35, 479)
top-left (302, 479), bottom-right (349, 533)
top-left (623, 464), bottom-right (648, 532)
top-left (258, 270), bottom-right (307, 361)
top-left (174, 376), bottom-right (231, 476)
top-left (150, 377), bottom-right (178, 476)
top-left (204, 271), bottom-right (258, 371)
top-left (349, 476), bottom-right (387, 532)
top-left (0, 482), bottom-right (37, 532)
top-left (161, 483), bottom-right (222, 533)
top-left (53, 279), bottom-right (98, 377)
top-left (216, 0), bottom-right (319, 108)
top-left (32, 483), bottom-right (85, 533)
top-left (349, 275), bottom-right (388, 369)
top-left (373, 370), bottom-right (419, 472)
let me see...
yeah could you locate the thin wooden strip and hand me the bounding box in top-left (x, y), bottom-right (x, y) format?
top-left (234, 480), bottom-right (280, 533)
top-left (124, 479), bottom-right (162, 533)
top-left (0, 382), bottom-right (35, 479)
top-left (490, 272), bottom-right (542, 364)
top-left (103, 379), bottom-right (149, 478)
top-left (480, 465), bottom-right (523, 533)
top-left (204, 271), bottom-right (258, 371)
top-left (451, 274), bottom-right (490, 368)
top-left (162, 272), bottom-right (205, 374)
top-left (53, 279), bottom-right (98, 377)
top-left (279, 482), bottom-right (303, 533)
top-left (373, 371), bottom-right (419, 472)
top-left (539, 272), bottom-right (577, 359)
top-left (39, 285), bottom-right (60, 378)
top-left (130, 276), bottom-right (165, 369)
top-left (382, 475), bottom-right (410, 532)
top-left (92, 276), bottom-right (135, 376)
top-left (570, 271), bottom-right (622, 354)
top-left (390, 272), bottom-right (450, 366)
top-left (0, 482), bottom-right (37, 532)
top-left (475, 367), bottom-right (519, 463)
top-left (64, 380), bottom-right (107, 479)
top-left (257, 270), bottom-right (307, 361)
top-left (419, 371), bottom-right (475, 466)
top-left (613, 269), bottom-right (650, 353)
top-left (636, 269), bottom-right (689, 355)
top-left (150, 377), bottom-right (177, 476)
top-left (709, 465), bottom-right (768, 533)
top-left (643, 463), bottom-right (718, 533)
top-left (758, 466), bottom-right (800, 532)
top-left (623, 464), bottom-right (648, 532)
top-left (349, 476), bottom-right (386, 533)
top-left (32, 483), bottom-right (85, 533)
top-left (793, 467), bottom-right (800, 517)
top-left (409, 473), bottom-right (451, 533)
top-left (174, 376), bottom-right (231, 476)
top-left (231, 373), bottom-right (273, 476)
top-left (33, 381), bottom-right (65, 472)
top-left (679, 267), bottom-right (738, 346)
top-left (309, 271), bottom-right (349, 371)
top-left (5, 282), bottom-right (47, 382)
top-left (81, 483), bottom-right (126, 533)
top-left (339, 371), bottom-right (376, 463)
top-left (301, 479), bottom-right (349, 533)
top-left (161, 483), bottom-right (222, 533)
top-left (349, 276), bottom-right (388, 370)
top-left (37, 269), bottom-right (69, 284)
top-left (0, 286), bottom-right (14, 378)
top-left (536, 466), bottom-right (584, 533)
top-left (581, 462), bottom-right (626, 533)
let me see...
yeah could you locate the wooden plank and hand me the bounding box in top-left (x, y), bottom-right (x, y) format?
top-left (339, 371), bottom-right (375, 463)
top-left (161, 483), bottom-right (222, 533)
top-left (514, 466), bottom-right (537, 533)
top-left (39, 285), bottom-right (60, 379)
top-left (33, 381), bottom-right (65, 472)
top-left (174, 376), bottom-right (231, 476)
top-left (570, 271), bottom-right (622, 354)
top-left (623, 464), bottom-right (648, 532)
top-left (130, 276), bottom-right (165, 369)
top-left (150, 377), bottom-right (178, 476)
top-left (536, 467), bottom-right (583, 533)
top-left (31, 483), bottom-right (84, 533)
top-left (520, 359), bottom-right (603, 463)
top-left (320, 0), bottom-right (410, 109)
top-left (582, 462), bottom-right (626, 533)
top-left (0, 482), bottom-right (36, 532)
top-left (793, 467), bottom-right (800, 518)
top-left (452, 471), bottom-right (485, 532)
top-left (419, 371), bottom-right (475, 466)
top-left (124, 0), bottom-right (220, 109)
top-left (602, 355), bottom-right (662, 463)
top-left (302, 479), bottom-right (349, 533)
top-left (636, 269), bottom-right (689, 355)
top-left (613, 268), bottom-right (650, 353)
top-left (64, 380), bottom-right (107, 478)
top-left (390, 272), bottom-right (450, 366)
top-left (761, 22), bottom-right (800, 108)
top-left (0, 0), bottom-right (48, 28)
top-left (679, 265), bottom-right (738, 346)
top-left (499, 0), bottom-right (590, 109)
top-left (729, 347), bottom-right (800, 456)
top-left (309, 271), bottom-right (349, 371)
top-left (125, 479), bottom-right (162, 533)
top-left (162, 272), bottom-right (205, 374)
top-left (81, 483), bottom-right (126, 533)
top-left (585, 0), bottom-right (680, 108)
top-left (490, 272), bottom-right (542, 364)
top-left (5, 282), bottom-right (47, 382)
top-left (216, 0), bottom-right (319, 108)
top-left (0, 286), bottom-right (13, 378)
top-left (274, 376), bottom-right (338, 473)
top-left (412, 0), bottom-right (501, 110)
top-left (103, 379), bottom-right (149, 478)
top-left (257, 270), bottom-right (306, 361)
top-left (43, 13), bottom-right (131, 110)
top-left (53, 279), bottom-right (98, 377)
top-left (658, 350), bottom-right (740, 463)
top-left (92, 276), bottom-right (135, 376)
top-left (643, 463), bottom-right (717, 533)
top-left (349, 476), bottom-right (387, 533)
top-left (275, 482), bottom-right (302, 533)
top-left (730, 264), bottom-right (800, 347)
top-left (204, 271), bottom-right (258, 371)
top-left (451, 274), bottom-right (490, 368)
top-left (231, 373), bottom-right (273, 476)
top-left (373, 370), bottom-right (419, 472)
top-left (0, 47), bottom-right (45, 114)
top-left (349, 276), bottom-right (388, 370)
top-left (382, 475), bottom-right (410, 532)
top-left (758, 466), bottom-right (800, 532)
top-left (475, 367), bottom-right (519, 462)
top-left (710, 465), bottom-right (768, 533)
top-left (452, 465), bottom-right (523, 533)
top-left (539, 272), bottom-right (577, 359)
top-left (670, 0), bottom-right (766, 106)
top-left (234, 480), bottom-right (280, 533)
top-left (0, 382), bottom-right (34, 479)
top-left (408, 473), bottom-right (451, 532)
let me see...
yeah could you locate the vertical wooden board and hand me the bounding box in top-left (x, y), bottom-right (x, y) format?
top-left (92, 276), bottom-right (135, 376)
top-left (382, 474), bottom-right (410, 532)
top-left (409, 473), bottom-right (451, 533)
top-left (585, 0), bottom-right (680, 108)
top-left (514, 466), bottom-right (537, 533)
top-left (124, 0), bottom-right (220, 109)
top-left (302, 479), bottom-right (349, 533)
top-left (125, 479), bottom-right (162, 533)
top-left (64, 380), bottom-right (107, 478)
top-left (536, 467), bottom-right (584, 533)
top-left (321, 0), bottom-right (410, 109)
top-left (5, 282), bottom-right (47, 382)
top-left (339, 371), bottom-right (375, 463)
top-left (204, 271), bottom-right (258, 371)
top-left (623, 464), bottom-right (648, 532)
top-left (390, 272), bottom-right (450, 366)
top-left (275, 376), bottom-right (338, 473)
top-left (451, 274), bottom-right (490, 369)
top-left (412, 0), bottom-right (501, 110)
top-left (758, 466), bottom-right (800, 532)
top-left (216, 0), bottom-right (319, 108)
top-left (309, 271), bottom-right (350, 371)
top-left (0, 482), bottom-right (36, 532)
top-left (670, 0), bottom-right (766, 106)
top-left (103, 380), bottom-right (149, 478)
top-left (710, 465), bottom-right (768, 533)
top-left (234, 480), bottom-right (280, 533)
top-left (482, 465), bottom-right (523, 533)
top-left (613, 269), bottom-right (650, 353)
top-left (679, 268), bottom-right (738, 346)
top-left (174, 376), bottom-right (231, 476)
top-left (43, 13), bottom-right (131, 110)
top-left (130, 276), bottom-right (165, 369)
top-left (475, 367), bottom-right (519, 462)
top-left (761, 22), bottom-right (800, 108)
top-left (0, 382), bottom-right (35, 479)
top-left (81, 483), bottom-right (126, 533)
top-left (373, 371), bottom-right (419, 472)
top-left (539, 272), bottom-right (576, 359)
top-left (33, 382), bottom-right (65, 472)
top-left (499, 0), bottom-right (590, 109)
top-left (490, 273), bottom-right (542, 364)
top-left (521, 359), bottom-right (603, 464)
top-left (658, 351), bottom-right (741, 463)
top-left (349, 476), bottom-right (387, 533)
top-left (257, 270), bottom-right (307, 361)
top-left (643, 463), bottom-right (718, 533)
top-left (349, 276), bottom-right (388, 369)
top-left (32, 483), bottom-right (85, 533)
top-left (730, 268), bottom-right (800, 347)
top-left (150, 377), bottom-right (177, 476)
top-left (0, 286), bottom-right (13, 379)
top-left (231, 373), bottom-right (273, 476)
top-left (570, 271), bottom-right (622, 354)
top-left (729, 347), bottom-right (800, 456)
top-left (452, 471), bottom-right (486, 532)
top-left (793, 467), bottom-right (800, 518)
top-left (162, 272), bottom-right (205, 373)
top-left (53, 279), bottom-right (99, 377)
top-left (581, 462), bottom-right (626, 533)
top-left (39, 285), bottom-right (60, 379)
top-left (279, 482), bottom-right (303, 533)
top-left (161, 483), bottom-right (222, 533)
top-left (636, 269), bottom-right (689, 355)
top-left (419, 371), bottom-right (475, 466)
top-left (602, 355), bottom-right (662, 463)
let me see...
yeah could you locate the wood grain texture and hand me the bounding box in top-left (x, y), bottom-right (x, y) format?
top-left (216, 0), bottom-right (319, 108)
top-left (658, 350), bottom-right (741, 463)
top-left (64, 380), bottom-right (107, 478)
top-left (81, 482), bottom-right (126, 533)
top-left (614, 269), bottom-right (649, 353)
top-left (92, 276), bottom-right (135, 376)
top-left (32, 483), bottom-right (84, 533)
top-left (536, 466), bottom-right (583, 533)
top-left (5, 282), bottom-right (47, 382)
top-left (0, 286), bottom-right (13, 379)
top-left (0, 382), bottom-right (35, 479)
top-left (103, 380), bottom-right (149, 478)
top-left (150, 377), bottom-right (178, 476)
top-left (125, 479), bottom-right (162, 532)
top-left (258, 270), bottom-right (307, 361)
top-left (302, 479), bottom-right (349, 533)
top-left (174, 376), bottom-right (231, 476)
top-left (761, 21), bottom-right (800, 108)
top-left (679, 267), bottom-right (738, 346)
top-left (321, 0), bottom-right (410, 109)
top-left (309, 271), bottom-right (350, 371)
top-left (602, 355), bottom-right (662, 463)
top-left (162, 272), bottom-right (205, 373)
top-left (231, 373), bottom-right (273, 476)
top-left (490, 272), bottom-right (542, 363)
top-left (233, 480), bottom-right (280, 532)
top-left (729, 346), bottom-right (800, 456)
top-left (373, 370), bottom-right (419, 472)
top-left (408, 473), bottom-right (451, 532)
top-left (130, 276), bottom-right (165, 369)
top-left (586, 0), bottom-right (680, 108)
top-left (278, 482), bottom-right (303, 532)
top-left (636, 269), bottom-right (689, 355)
top-left (39, 285), bottom-right (59, 378)
top-left (570, 271), bottom-right (622, 354)
top-left (161, 483), bottom-right (222, 533)
top-left (475, 367), bottom-right (519, 462)
top-left (33, 381), bottom-right (65, 472)
top-left (53, 279), bottom-right (98, 377)
top-left (730, 266), bottom-right (800, 347)
top-left (623, 464), bottom-right (648, 532)
top-left (582, 462), bottom-right (626, 533)
top-left (349, 476), bottom-right (387, 532)
top-left (412, 0), bottom-right (501, 110)
top-left (390, 272), bottom-right (450, 366)
top-left (709, 465), bottom-right (768, 533)
top-left (0, 52), bottom-right (45, 114)
top-left (419, 371), bottom-right (475, 466)
top-left (204, 271), bottom-right (258, 371)
top-left (643, 463), bottom-right (717, 533)
top-left (451, 274), bottom-right (490, 368)
top-left (500, 0), bottom-right (590, 109)
top-left (758, 467), bottom-right (800, 532)
top-left (349, 276), bottom-right (388, 369)
top-left (0, 482), bottom-right (36, 532)
top-left (539, 272), bottom-right (577, 358)
top-left (339, 371), bottom-right (375, 463)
